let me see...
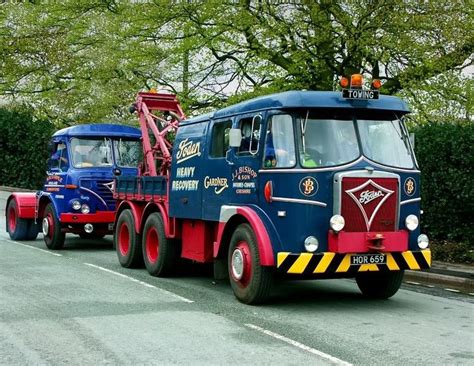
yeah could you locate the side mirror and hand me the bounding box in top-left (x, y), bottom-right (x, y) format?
top-left (229, 128), bottom-right (242, 148)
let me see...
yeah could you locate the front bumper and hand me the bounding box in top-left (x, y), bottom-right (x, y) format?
top-left (277, 250), bottom-right (431, 276)
top-left (60, 211), bottom-right (115, 224)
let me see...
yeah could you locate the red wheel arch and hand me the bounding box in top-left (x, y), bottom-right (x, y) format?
top-left (215, 206), bottom-right (275, 266)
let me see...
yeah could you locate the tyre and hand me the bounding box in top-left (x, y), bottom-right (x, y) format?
top-left (142, 213), bottom-right (179, 277)
top-left (356, 270), bottom-right (405, 299)
top-left (228, 223), bottom-right (273, 304)
top-left (114, 209), bottom-right (143, 268)
top-left (42, 203), bottom-right (65, 250)
top-left (26, 220), bottom-right (40, 240)
top-left (6, 199), bottom-right (29, 240)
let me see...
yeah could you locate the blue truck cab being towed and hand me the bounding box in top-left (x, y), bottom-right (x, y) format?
top-left (6, 124), bottom-right (141, 249)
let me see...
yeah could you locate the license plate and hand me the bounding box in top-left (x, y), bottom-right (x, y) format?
top-left (343, 89), bottom-right (379, 100)
top-left (351, 253), bottom-right (386, 265)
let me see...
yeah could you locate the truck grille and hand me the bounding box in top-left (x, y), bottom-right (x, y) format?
top-left (79, 179), bottom-right (116, 210)
top-left (341, 177), bottom-right (398, 232)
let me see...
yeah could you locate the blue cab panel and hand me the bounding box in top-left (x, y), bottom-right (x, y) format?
top-left (169, 90), bottom-right (426, 258)
top-left (44, 123), bottom-right (141, 232)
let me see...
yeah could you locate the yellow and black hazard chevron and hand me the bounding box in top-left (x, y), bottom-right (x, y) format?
top-left (277, 250), bottom-right (431, 275)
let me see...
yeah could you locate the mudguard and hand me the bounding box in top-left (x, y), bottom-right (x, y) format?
top-left (115, 200), bottom-right (144, 234)
top-left (6, 192), bottom-right (37, 219)
top-left (215, 205), bottom-right (280, 266)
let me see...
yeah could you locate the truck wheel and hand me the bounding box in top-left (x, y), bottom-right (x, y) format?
top-left (6, 199), bottom-right (29, 240)
top-left (228, 223), bottom-right (273, 304)
top-left (356, 270), bottom-right (405, 299)
top-left (42, 203), bottom-right (65, 250)
top-left (26, 220), bottom-right (40, 240)
top-left (114, 209), bottom-right (143, 268)
top-left (142, 213), bottom-right (178, 277)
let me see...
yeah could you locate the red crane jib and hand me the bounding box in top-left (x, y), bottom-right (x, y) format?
top-left (134, 92), bottom-right (186, 177)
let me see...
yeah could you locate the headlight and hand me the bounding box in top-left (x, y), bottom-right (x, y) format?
top-left (304, 236), bottom-right (319, 252)
top-left (405, 214), bottom-right (419, 231)
top-left (81, 204), bottom-right (90, 214)
top-left (417, 234), bottom-right (429, 249)
top-left (72, 200), bottom-right (81, 211)
top-left (330, 215), bottom-right (345, 232)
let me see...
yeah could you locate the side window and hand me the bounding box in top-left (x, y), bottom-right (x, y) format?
top-left (238, 115), bottom-right (261, 155)
top-left (50, 141), bottom-right (69, 171)
top-left (210, 120), bottom-right (232, 158)
top-left (263, 114), bottom-right (296, 168)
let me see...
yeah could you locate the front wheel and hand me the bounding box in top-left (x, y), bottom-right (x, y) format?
top-left (228, 223), bottom-right (273, 304)
top-left (142, 213), bottom-right (179, 277)
top-left (42, 203), bottom-right (65, 250)
top-left (356, 271), bottom-right (405, 299)
top-left (114, 209), bottom-right (143, 268)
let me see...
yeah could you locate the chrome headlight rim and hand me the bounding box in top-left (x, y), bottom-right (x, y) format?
top-left (417, 234), bottom-right (429, 249)
top-left (304, 236), bottom-right (319, 252)
top-left (330, 214), bottom-right (345, 233)
top-left (72, 200), bottom-right (81, 211)
top-left (81, 204), bottom-right (90, 214)
top-left (405, 214), bottom-right (419, 231)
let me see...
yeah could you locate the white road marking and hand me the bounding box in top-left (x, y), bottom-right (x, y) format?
top-left (406, 281), bottom-right (420, 285)
top-left (244, 323), bottom-right (352, 365)
top-left (6, 239), bottom-right (63, 257)
top-left (84, 263), bottom-right (194, 303)
top-left (445, 288), bottom-right (461, 293)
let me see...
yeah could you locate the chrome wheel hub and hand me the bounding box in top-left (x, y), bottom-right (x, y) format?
top-left (42, 217), bottom-right (49, 236)
top-left (231, 248), bottom-right (244, 280)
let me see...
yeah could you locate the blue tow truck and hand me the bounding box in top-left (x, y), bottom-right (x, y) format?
top-left (113, 77), bottom-right (431, 304)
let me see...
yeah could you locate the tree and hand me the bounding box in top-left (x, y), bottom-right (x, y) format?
top-left (0, 1), bottom-right (472, 124)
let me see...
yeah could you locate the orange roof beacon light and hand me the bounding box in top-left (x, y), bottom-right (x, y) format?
top-left (341, 73), bottom-right (380, 100)
top-left (371, 79), bottom-right (382, 90)
top-left (340, 76), bottom-right (349, 89)
top-left (350, 73), bottom-right (363, 89)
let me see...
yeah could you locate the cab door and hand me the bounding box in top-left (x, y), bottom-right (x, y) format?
top-left (228, 113), bottom-right (264, 205)
top-left (43, 139), bottom-right (70, 213)
top-left (201, 119), bottom-right (233, 220)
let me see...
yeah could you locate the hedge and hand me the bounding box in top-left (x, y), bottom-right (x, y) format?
top-left (412, 122), bottom-right (473, 251)
top-left (0, 107), bottom-right (55, 189)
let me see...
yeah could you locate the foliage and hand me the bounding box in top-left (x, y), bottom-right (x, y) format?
top-left (431, 240), bottom-right (473, 264)
top-left (412, 122), bottom-right (473, 250)
top-left (0, 107), bottom-right (54, 189)
top-left (0, 1), bottom-right (472, 124)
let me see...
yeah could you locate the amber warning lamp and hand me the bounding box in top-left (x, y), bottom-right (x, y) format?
top-left (341, 73), bottom-right (380, 100)
top-left (350, 74), bottom-right (363, 89)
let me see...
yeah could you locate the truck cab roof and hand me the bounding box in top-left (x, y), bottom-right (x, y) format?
top-left (183, 90), bottom-right (410, 124)
top-left (53, 123), bottom-right (141, 139)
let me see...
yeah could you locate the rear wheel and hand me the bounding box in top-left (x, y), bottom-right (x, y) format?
top-left (6, 200), bottom-right (30, 240)
top-left (114, 209), bottom-right (142, 268)
top-left (42, 203), bottom-right (65, 250)
top-left (228, 223), bottom-right (273, 304)
top-left (142, 213), bottom-right (179, 277)
top-left (356, 271), bottom-right (405, 299)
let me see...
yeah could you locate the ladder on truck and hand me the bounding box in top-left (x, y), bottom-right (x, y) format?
top-left (132, 92), bottom-right (186, 177)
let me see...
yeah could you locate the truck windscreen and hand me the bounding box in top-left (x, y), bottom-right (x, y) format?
top-left (70, 138), bottom-right (113, 168)
top-left (113, 139), bottom-right (142, 168)
top-left (296, 111), bottom-right (415, 169)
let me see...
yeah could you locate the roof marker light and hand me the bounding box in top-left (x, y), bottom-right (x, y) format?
top-left (371, 79), bottom-right (382, 89)
top-left (340, 77), bottom-right (349, 88)
top-left (350, 74), bottom-right (363, 88)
